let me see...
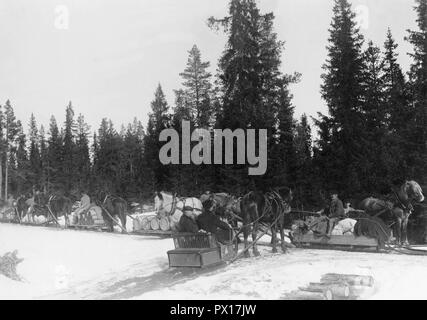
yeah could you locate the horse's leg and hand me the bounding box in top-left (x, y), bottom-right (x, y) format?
top-left (65, 206), bottom-right (70, 228)
top-left (120, 213), bottom-right (127, 234)
top-left (271, 224), bottom-right (278, 253)
top-left (395, 218), bottom-right (403, 246)
top-left (252, 221), bottom-right (260, 257)
top-left (243, 221), bottom-right (250, 258)
top-left (280, 220), bottom-right (288, 253)
top-left (402, 216), bottom-right (409, 246)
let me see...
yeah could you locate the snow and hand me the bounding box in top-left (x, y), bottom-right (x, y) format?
top-left (2, 222), bottom-right (427, 300)
top-left (0, 223), bottom-right (173, 299)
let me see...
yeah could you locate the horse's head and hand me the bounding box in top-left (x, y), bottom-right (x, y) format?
top-left (202, 199), bottom-right (216, 213)
top-left (404, 181), bottom-right (425, 203)
top-left (200, 191), bottom-right (213, 204)
top-left (275, 186), bottom-right (293, 203)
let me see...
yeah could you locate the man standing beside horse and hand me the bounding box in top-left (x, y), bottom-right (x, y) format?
top-left (75, 191), bottom-right (91, 224)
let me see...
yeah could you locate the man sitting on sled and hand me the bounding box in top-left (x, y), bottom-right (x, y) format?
top-left (196, 199), bottom-right (233, 244)
top-left (311, 191), bottom-right (346, 237)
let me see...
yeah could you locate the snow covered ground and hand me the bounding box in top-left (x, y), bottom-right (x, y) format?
top-left (1, 222), bottom-right (427, 300)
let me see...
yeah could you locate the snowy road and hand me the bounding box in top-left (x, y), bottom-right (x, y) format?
top-left (1, 223), bottom-right (427, 300)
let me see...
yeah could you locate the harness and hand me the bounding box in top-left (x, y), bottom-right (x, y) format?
top-left (231, 190), bottom-right (292, 241)
top-left (392, 189), bottom-right (412, 214)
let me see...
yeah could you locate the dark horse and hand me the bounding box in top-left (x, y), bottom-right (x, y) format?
top-left (15, 193), bottom-right (72, 226)
top-left (240, 187), bottom-right (293, 257)
top-left (96, 192), bottom-right (128, 233)
top-left (48, 195), bottom-right (72, 227)
top-left (359, 180), bottom-right (425, 245)
top-left (37, 193), bottom-right (72, 226)
top-left (15, 195), bottom-right (30, 222)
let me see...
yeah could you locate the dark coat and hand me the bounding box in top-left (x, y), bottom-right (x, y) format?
top-left (330, 198), bottom-right (345, 218)
top-left (178, 215), bottom-right (199, 233)
top-left (197, 212), bottom-right (232, 244)
top-left (197, 212), bottom-right (230, 234)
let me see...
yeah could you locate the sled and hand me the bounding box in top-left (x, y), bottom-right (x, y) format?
top-left (68, 224), bottom-right (110, 232)
top-left (167, 232), bottom-right (236, 268)
top-left (132, 229), bottom-right (173, 237)
top-left (293, 233), bottom-right (380, 252)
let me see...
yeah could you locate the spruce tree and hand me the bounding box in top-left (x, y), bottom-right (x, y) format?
top-left (382, 29), bottom-right (411, 183)
top-left (293, 114), bottom-right (314, 208)
top-left (62, 102), bottom-right (77, 195)
top-left (75, 114), bottom-right (91, 192)
top-left (180, 45), bottom-right (213, 128)
top-left (143, 84), bottom-right (171, 191)
top-left (360, 41), bottom-right (390, 192)
top-left (39, 126), bottom-right (48, 192)
top-left (209, 0), bottom-right (298, 193)
top-left (47, 116), bottom-right (63, 192)
top-left (316, 0), bottom-right (366, 196)
top-left (15, 123), bottom-right (28, 194)
top-left (3, 101), bottom-right (19, 199)
top-left (406, 0), bottom-right (427, 182)
top-left (28, 113), bottom-right (41, 191)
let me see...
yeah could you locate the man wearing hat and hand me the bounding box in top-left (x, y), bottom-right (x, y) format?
top-left (327, 190), bottom-right (345, 236)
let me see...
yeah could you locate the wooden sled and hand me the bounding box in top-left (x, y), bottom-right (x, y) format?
top-left (293, 233), bottom-right (380, 252)
top-left (167, 232), bottom-right (236, 268)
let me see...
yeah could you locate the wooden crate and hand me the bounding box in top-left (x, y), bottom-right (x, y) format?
top-left (294, 233), bottom-right (378, 249)
top-left (167, 248), bottom-right (222, 268)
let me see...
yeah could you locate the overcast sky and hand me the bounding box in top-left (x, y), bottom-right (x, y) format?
top-left (0, 0), bottom-right (418, 134)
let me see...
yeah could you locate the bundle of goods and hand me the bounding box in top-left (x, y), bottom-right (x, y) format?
top-left (87, 206), bottom-right (104, 225)
top-left (331, 218), bottom-right (358, 236)
top-left (133, 213), bottom-right (171, 232)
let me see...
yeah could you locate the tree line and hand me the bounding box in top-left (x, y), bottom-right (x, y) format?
top-left (0, 0), bottom-right (426, 208)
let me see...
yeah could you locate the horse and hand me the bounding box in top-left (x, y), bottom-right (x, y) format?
top-left (14, 195), bottom-right (30, 222)
top-left (31, 193), bottom-right (72, 227)
top-left (96, 193), bottom-right (128, 233)
top-left (359, 180), bottom-right (425, 245)
top-left (47, 195), bottom-right (72, 227)
top-left (200, 191), bottom-right (241, 222)
top-left (240, 187), bottom-right (293, 257)
top-left (154, 191), bottom-right (203, 232)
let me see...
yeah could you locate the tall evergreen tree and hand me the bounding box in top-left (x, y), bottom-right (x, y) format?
top-left (28, 113), bottom-right (41, 191)
top-left (316, 0), bottom-right (366, 196)
top-left (39, 125), bottom-right (48, 192)
top-left (406, 0), bottom-right (427, 182)
top-left (383, 29), bottom-right (410, 133)
top-left (3, 101), bottom-right (19, 199)
top-left (209, 0), bottom-right (298, 193)
top-left (381, 30), bottom-right (412, 183)
top-left (360, 41), bottom-right (390, 192)
top-left (143, 84), bottom-right (171, 191)
top-left (293, 114), bottom-right (314, 208)
top-left (15, 122), bottom-right (28, 194)
top-left (169, 89), bottom-right (196, 195)
top-left (180, 45), bottom-right (213, 128)
top-left (47, 116), bottom-right (63, 192)
top-left (62, 102), bottom-right (77, 195)
top-left (75, 114), bottom-right (91, 192)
